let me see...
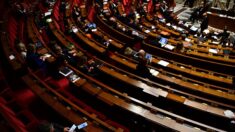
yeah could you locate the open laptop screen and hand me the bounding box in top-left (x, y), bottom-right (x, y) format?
top-left (59, 67), bottom-right (73, 77)
top-left (145, 53), bottom-right (152, 60)
top-left (159, 37), bottom-right (168, 47)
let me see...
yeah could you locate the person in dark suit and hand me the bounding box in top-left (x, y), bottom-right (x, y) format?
top-left (37, 121), bottom-right (70, 132)
top-left (135, 49), bottom-right (152, 78)
top-left (218, 26), bottom-right (230, 46)
top-left (190, 7), bottom-right (201, 23)
top-left (200, 13), bottom-right (208, 34)
top-left (229, 34), bottom-right (235, 47)
top-left (26, 44), bottom-right (47, 70)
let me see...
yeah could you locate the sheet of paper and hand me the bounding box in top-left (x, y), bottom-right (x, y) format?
top-left (224, 110), bottom-right (235, 118)
top-left (209, 48), bottom-right (218, 54)
top-left (144, 30), bottom-right (150, 33)
top-left (190, 26), bottom-right (198, 31)
top-left (164, 44), bottom-right (175, 50)
top-left (9, 55), bottom-right (15, 60)
top-left (158, 60), bottom-right (169, 67)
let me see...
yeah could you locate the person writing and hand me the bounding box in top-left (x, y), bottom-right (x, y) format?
top-left (135, 49), bottom-right (152, 78)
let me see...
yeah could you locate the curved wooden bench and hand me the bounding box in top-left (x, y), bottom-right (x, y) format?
top-left (67, 64), bottom-right (226, 132)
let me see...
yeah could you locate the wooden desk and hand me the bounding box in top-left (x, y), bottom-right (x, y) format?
top-left (94, 15), bottom-right (135, 43)
top-left (143, 41), bottom-right (235, 75)
top-left (151, 57), bottom-right (232, 85)
top-left (69, 64), bottom-right (226, 132)
top-left (207, 12), bottom-right (235, 32)
top-left (186, 50), bottom-right (235, 64)
top-left (97, 56), bottom-right (235, 116)
top-left (109, 54), bottom-right (137, 70)
top-left (65, 17), bottom-right (106, 54)
top-left (74, 30), bottom-right (106, 54)
top-left (92, 29), bottom-right (124, 49)
top-left (157, 24), bottom-right (180, 37)
top-left (110, 52), bottom-right (235, 103)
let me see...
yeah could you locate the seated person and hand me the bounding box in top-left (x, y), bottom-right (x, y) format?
top-left (14, 2), bottom-right (27, 17)
top-left (124, 47), bottom-right (136, 56)
top-left (83, 20), bottom-right (92, 33)
top-left (26, 44), bottom-right (47, 70)
top-left (175, 42), bottom-right (184, 52)
top-left (66, 45), bottom-right (87, 67)
top-left (218, 26), bottom-right (230, 46)
top-left (189, 7), bottom-right (201, 23)
top-left (67, 45), bottom-right (77, 56)
top-left (15, 40), bottom-right (27, 60)
top-left (228, 33), bottom-right (235, 47)
top-left (108, 17), bottom-right (117, 28)
top-left (83, 20), bottom-right (96, 32)
top-left (54, 44), bottom-right (87, 67)
top-left (80, 59), bottom-right (99, 76)
top-left (135, 49), bottom-right (152, 78)
top-left (37, 120), bottom-right (69, 132)
top-left (72, 6), bottom-right (80, 18)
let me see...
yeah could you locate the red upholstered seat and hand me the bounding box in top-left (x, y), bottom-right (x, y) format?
top-left (48, 77), bottom-right (69, 90)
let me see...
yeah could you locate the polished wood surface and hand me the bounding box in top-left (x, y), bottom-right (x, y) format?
top-left (207, 12), bottom-right (235, 32)
top-left (68, 64), bottom-right (225, 132)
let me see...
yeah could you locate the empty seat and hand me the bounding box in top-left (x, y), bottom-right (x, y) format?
top-left (48, 77), bottom-right (69, 90)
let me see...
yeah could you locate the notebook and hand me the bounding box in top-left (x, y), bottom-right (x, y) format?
top-left (209, 48), bottom-right (218, 54)
top-left (158, 60), bottom-right (169, 67)
top-left (164, 44), bottom-right (175, 50)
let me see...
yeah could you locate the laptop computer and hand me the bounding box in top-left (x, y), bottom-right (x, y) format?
top-left (145, 53), bottom-right (152, 60)
top-left (159, 37), bottom-right (168, 47)
top-left (59, 67), bottom-right (73, 77)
